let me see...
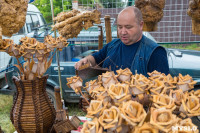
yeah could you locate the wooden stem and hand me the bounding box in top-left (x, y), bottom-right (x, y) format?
top-left (78, 87), bottom-right (90, 105)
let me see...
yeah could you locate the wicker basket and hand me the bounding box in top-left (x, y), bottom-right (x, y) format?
top-left (10, 75), bottom-right (56, 133)
top-left (53, 119), bottom-right (76, 133)
top-left (0, 126), bottom-right (3, 133)
top-left (70, 115), bottom-right (81, 129)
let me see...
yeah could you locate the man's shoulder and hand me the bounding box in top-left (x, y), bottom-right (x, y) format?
top-left (107, 38), bottom-right (122, 48)
top-left (142, 35), bottom-right (160, 49)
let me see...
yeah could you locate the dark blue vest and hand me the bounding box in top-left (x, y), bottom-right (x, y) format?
top-left (106, 35), bottom-right (166, 77)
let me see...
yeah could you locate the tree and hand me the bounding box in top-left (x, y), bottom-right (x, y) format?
top-left (33, 0), bottom-right (71, 23)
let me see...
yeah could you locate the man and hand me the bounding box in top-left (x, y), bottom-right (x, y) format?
top-left (75, 6), bottom-right (169, 77)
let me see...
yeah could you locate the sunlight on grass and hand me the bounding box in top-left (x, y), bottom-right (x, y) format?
top-left (0, 94), bottom-right (15, 133)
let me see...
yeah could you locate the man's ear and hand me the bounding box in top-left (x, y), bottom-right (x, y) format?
top-left (140, 21), bottom-right (144, 30)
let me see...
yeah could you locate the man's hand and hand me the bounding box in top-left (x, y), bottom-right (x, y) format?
top-left (74, 55), bottom-right (96, 70)
top-left (74, 58), bottom-right (89, 70)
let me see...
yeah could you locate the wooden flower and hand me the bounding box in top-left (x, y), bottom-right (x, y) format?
top-left (120, 101), bottom-right (147, 127)
top-left (95, 90), bottom-right (112, 108)
top-left (190, 89), bottom-right (200, 101)
top-left (84, 79), bottom-right (101, 94)
top-left (89, 86), bottom-right (105, 99)
top-left (177, 73), bottom-right (197, 92)
top-left (179, 95), bottom-right (200, 117)
top-left (81, 118), bottom-right (103, 133)
top-left (108, 83), bottom-right (131, 107)
top-left (163, 74), bottom-right (177, 88)
top-left (35, 41), bottom-right (48, 60)
top-left (169, 89), bottom-right (185, 106)
top-left (130, 74), bottom-right (150, 95)
top-left (44, 35), bottom-right (57, 52)
top-left (148, 70), bottom-right (166, 81)
top-left (98, 106), bottom-right (122, 132)
top-left (116, 68), bottom-right (132, 82)
top-left (2, 39), bottom-right (13, 54)
top-left (174, 118), bottom-right (199, 133)
top-left (150, 107), bottom-right (178, 133)
top-left (133, 122), bottom-right (159, 133)
top-left (152, 94), bottom-right (176, 111)
top-left (55, 36), bottom-right (69, 51)
top-left (66, 76), bottom-right (83, 94)
top-left (99, 71), bottom-right (118, 89)
top-left (86, 100), bottom-right (104, 118)
top-left (11, 44), bottom-right (21, 58)
top-left (149, 79), bottom-right (165, 95)
top-left (20, 37), bottom-right (37, 59)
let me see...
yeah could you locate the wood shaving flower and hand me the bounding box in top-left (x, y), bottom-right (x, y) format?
top-left (66, 76), bottom-right (83, 94)
top-left (84, 79), bottom-right (102, 94)
top-left (44, 35), bottom-right (57, 52)
top-left (149, 79), bottom-right (165, 95)
top-left (116, 68), bottom-right (132, 82)
top-left (56, 36), bottom-right (69, 51)
top-left (152, 94), bottom-right (176, 111)
top-left (169, 89), bottom-right (185, 106)
top-left (173, 118), bottom-right (199, 133)
top-left (177, 74), bottom-right (197, 92)
top-left (81, 118), bottom-right (103, 133)
top-left (120, 101), bottom-right (147, 126)
top-left (150, 107), bottom-right (178, 133)
top-left (99, 106), bottom-right (122, 132)
top-left (133, 122), bottom-right (159, 133)
top-left (179, 95), bottom-right (200, 117)
top-left (148, 70), bottom-right (166, 81)
top-left (99, 71), bottom-right (118, 89)
top-left (163, 74), bottom-right (177, 88)
top-left (20, 37), bottom-right (37, 59)
top-left (190, 89), bottom-right (200, 101)
top-left (35, 41), bottom-right (47, 60)
top-left (130, 74), bottom-right (150, 95)
top-left (95, 90), bottom-right (112, 107)
top-left (108, 83), bottom-right (131, 107)
top-left (86, 100), bottom-right (104, 118)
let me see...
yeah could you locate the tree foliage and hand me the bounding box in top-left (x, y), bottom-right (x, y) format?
top-left (32, 0), bottom-right (124, 23)
top-left (33, 0), bottom-right (72, 23)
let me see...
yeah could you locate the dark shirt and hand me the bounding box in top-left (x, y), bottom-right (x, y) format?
top-left (92, 38), bottom-right (169, 75)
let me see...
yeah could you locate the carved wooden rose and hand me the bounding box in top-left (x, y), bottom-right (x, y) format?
top-left (120, 101), bottom-right (147, 126)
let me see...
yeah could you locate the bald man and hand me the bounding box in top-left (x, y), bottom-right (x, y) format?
top-left (75, 6), bottom-right (169, 76)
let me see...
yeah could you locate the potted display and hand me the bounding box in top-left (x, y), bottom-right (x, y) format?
top-left (0, 35), bottom-right (68, 132)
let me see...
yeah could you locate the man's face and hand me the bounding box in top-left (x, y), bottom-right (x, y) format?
top-left (117, 11), bottom-right (143, 45)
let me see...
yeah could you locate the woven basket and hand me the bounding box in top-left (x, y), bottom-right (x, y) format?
top-left (70, 115), bottom-right (81, 129)
top-left (10, 75), bottom-right (56, 133)
top-left (53, 119), bottom-right (76, 133)
top-left (0, 126), bottom-right (3, 133)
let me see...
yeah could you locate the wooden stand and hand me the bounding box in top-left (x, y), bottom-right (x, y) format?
top-left (104, 15), bottom-right (112, 44)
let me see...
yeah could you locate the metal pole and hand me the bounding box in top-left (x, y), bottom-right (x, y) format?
top-left (50, 0), bottom-right (63, 100)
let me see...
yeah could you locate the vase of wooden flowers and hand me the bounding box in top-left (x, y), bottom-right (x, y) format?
top-left (0, 35), bottom-right (68, 132)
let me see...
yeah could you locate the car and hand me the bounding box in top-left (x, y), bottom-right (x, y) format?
top-left (3, 44), bottom-right (200, 103)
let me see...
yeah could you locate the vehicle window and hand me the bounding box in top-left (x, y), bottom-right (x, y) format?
top-left (17, 26), bottom-right (25, 34)
top-left (26, 15), bottom-right (33, 33)
top-left (31, 14), bottom-right (40, 28)
top-left (40, 14), bottom-right (46, 25)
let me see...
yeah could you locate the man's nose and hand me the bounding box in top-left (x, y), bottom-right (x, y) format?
top-left (121, 27), bottom-right (127, 34)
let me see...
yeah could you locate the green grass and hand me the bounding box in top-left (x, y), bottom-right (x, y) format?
top-left (0, 94), bottom-right (15, 133)
top-left (67, 103), bottom-right (86, 116)
top-left (162, 43), bottom-right (200, 51)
